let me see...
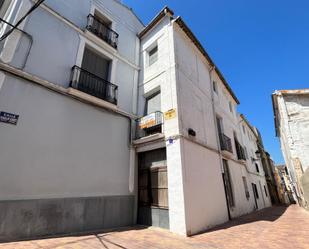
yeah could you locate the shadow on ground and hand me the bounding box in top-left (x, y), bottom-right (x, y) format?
top-left (195, 205), bottom-right (288, 235)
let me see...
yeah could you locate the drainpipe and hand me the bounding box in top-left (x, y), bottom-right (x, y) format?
top-left (209, 65), bottom-right (231, 220)
top-left (128, 35), bottom-right (141, 194)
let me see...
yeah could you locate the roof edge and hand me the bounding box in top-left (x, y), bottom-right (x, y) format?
top-left (138, 6), bottom-right (174, 38)
top-left (174, 17), bottom-right (240, 104)
top-left (271, 93), bottom-right (280, 137)
top-left (273, 88), bottom-right (309, 95)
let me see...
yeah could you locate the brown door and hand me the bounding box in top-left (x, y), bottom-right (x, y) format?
top-left (137, 148), bottom-right (169, 229)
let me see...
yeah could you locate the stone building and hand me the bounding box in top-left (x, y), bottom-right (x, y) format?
top-left (272, 89), bottom-right (309, 209)
top-left (0, 1), bottom-right (272, 240)
top-left (275, 164), bottom-right (296, 204)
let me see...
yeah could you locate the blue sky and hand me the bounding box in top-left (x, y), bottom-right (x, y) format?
top-left (123, 0), bottom-right (309, 164)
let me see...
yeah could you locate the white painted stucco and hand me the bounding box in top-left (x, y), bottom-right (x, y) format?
top-left (0, 0), bottom-right (143, 200)
top-left (0, 1), bottom-right (274, 236)
top-left (137, 14), bottom-right (272, 235)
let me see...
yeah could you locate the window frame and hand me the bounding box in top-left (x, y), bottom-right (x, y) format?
top-left (144, 90), bottom-right (161, 115)
top-left (223, 159), bottom-right (235, 208)
top-left (255, 163), bottom-right (260, 173)
top-left (229, 101), bottom-right (233, 113)
top-left (242, 176), bottom-right (250, 200)
top-left (213, 80), bottom-right (218, 94)
top-left (147, 44), bottom-right (158, 67)
top-left (264, 185), bottom-right (268, 197)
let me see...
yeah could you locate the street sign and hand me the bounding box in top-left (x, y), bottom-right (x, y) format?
top-left (0, 111), bottom-right (19, 125)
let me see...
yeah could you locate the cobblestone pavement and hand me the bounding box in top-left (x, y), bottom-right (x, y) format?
top-left (0, 205), bottom-right (308, 249)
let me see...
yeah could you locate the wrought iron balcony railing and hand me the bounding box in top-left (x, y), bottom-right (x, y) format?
top-left (235, 140), bottom-right (246, 161)
top-left (219, 133), bottom-right (233, 153)
top-left (86, 14), bottom-right (119, 49)
top-left (136, 111), bottom-right (164, 139)
top-left (70, 65), bottom-right (118, 105)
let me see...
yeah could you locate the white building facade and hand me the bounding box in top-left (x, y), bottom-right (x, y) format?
top-left (0, 0), bottom-right (143, 241)
top-left (272, 89), bottom-right (309, 209)
top-left (135, 8), bottom-right (271, 236)
top-left (0, 1), bottom-right (271, 240)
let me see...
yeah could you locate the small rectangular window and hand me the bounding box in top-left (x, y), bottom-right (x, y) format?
top-left (255, 163), bottom-right (260, 173)
top-left (229, 101), bottom-right (233, 113)
top-left (213, 81), bottom-right (218, 93)
top-left (148, 45), bottom-right (158, 66)
top-left (223, 159), bottom-right (235, 207)
top-left (264, 185), bottom-right (268, 197)
top-left (145, 91), bottom-right (161, 115)
top-left (0, 0), bottom-right (4, 10)
top-left (242, 176), bottom-right (250, 199)
top-left (252, 183), bottom-right (259, 199)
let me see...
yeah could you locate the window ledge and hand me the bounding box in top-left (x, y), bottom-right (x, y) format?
top-left (133, 133), bottom-right (165, 145)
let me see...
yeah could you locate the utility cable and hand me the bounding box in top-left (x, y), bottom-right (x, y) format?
top-left (0, 0), bottom-right (45, 41)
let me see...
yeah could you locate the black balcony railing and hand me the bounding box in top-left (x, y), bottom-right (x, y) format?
top-left (70, 65), bottom-right (118, 105)
top-left (219, 133), bottom-right (233, 153)
top-left (86, 14), bottom-right (119, 49)
top-left (136, 111), bottom-right (164, 139)
top-left (235, 140), bottom-right (246, 161)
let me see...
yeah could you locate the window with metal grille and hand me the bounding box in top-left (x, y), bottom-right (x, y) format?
top-left (138, 167), bottom-right (168, 208)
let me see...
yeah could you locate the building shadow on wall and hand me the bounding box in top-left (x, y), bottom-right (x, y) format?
top-left (194, 205), bottom-right (289, 236)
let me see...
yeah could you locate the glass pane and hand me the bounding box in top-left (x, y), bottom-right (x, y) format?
top-left (146, 92), bottom-right (161, 114)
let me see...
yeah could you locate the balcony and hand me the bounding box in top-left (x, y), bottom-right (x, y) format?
top-left (219, 133), bottom-right (233, 153)
top-left (86, 14), bottom-right (119, 49)
top-left (70, 65), bottom-right (118, 105)
top-left (235, 140), bottom-right (246, 161)
top-left (136, 111), bottom-right (164, 139)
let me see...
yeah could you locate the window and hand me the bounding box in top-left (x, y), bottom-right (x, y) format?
top-left (86, 11), bottom-right (118, 49)
top-left (229, 101), bottom-right (233, 113)
top-left (264, 185), bottom-right (268, 197)
top-left (145, 91), bottom-right (161, 115)
top-left (82, 47), bottom-right (111, 81)
top-left (222, 159), bottom-right (235, 207)
top-left (70, 47), bottom-right (118, 104)
top-left (255, 162), bottom-right (260, 172)
top-left (242, 176), bottom-right (250, 199)
top-left (213, 81), bottom-right (218, 93)
top-left (244, 147), bottom-right (248, 159)
top-left (0, 0), bottom-right (11, 17)
top-left (0, 0), bottom-right (14, 33)
top-left (252, 183), bottom-right (259, 199)
top-left (216, 116), bottom-right (223, 135)
top-left (148, 45), bottom-right (158, 66)
top-left (0, 0), bottom-right (4, 10)
top-left (242, 125), bottom-right (246, 135)
top-left (94, 10), bottom-right (112, 28)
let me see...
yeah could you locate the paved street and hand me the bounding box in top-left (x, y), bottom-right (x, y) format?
top-left (0, 205), bottom-right (308, 249)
